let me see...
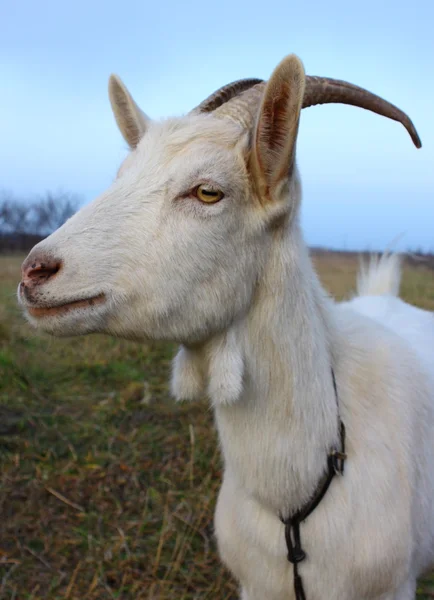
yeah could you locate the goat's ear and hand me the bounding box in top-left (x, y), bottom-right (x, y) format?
top-left (108, 75), bottom-right (149, 149)
top-left (251, 55), bottom-right (305, 202)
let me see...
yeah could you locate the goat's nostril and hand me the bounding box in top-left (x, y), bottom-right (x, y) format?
top-left (22, 258), bottom-right (62, 285)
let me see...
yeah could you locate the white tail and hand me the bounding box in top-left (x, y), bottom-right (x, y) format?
top-left (357, 253), bottom-right (402, 297)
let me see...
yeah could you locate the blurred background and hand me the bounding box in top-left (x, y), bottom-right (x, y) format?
top-left (1, 0), bottom-right (433, 252)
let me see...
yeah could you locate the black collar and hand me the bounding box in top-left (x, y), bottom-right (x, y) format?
top-left (279, 368), bottom-right (346, 600)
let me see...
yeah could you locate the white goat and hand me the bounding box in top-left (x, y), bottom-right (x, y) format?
top-left (18, 54), bottom-right (434, 600)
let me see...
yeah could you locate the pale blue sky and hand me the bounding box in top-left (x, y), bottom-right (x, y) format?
top-left (1, 0), bottom-right (433, 251)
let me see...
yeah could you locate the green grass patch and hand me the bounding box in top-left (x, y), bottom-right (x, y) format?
top-left (1, 253), bottom-right (433, 599)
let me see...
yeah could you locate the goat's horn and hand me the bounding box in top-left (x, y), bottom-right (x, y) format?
top-left (191, 78), bottom-right (264, 114)
top-left (303, 76), bottom-right (421, 148)
top-left (194, 76), bottom-right (422, 148)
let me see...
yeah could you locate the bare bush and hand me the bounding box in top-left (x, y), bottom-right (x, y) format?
top-left (0, 190), bottom-right (81, 252)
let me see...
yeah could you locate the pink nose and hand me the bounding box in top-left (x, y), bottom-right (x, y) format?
top-left (21, 255), bottom-right (62, 288)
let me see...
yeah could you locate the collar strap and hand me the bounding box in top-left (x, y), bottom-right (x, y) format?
top-left (279, 368), bottom-right (346, 600)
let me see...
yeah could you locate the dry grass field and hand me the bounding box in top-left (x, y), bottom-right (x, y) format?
top-left (1, 252), bottom-right (433, 599)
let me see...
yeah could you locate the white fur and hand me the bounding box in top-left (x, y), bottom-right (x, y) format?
top-left (171, 345), bottom-right (205, 401)
top-left (18, 56), bottom-right (433, 600)
top-left (207, 327), bottom-right (245, 406)
top-left (357, 253), bottom-right (402, 297)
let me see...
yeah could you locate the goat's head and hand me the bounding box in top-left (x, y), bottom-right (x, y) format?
top-left (18, 55), bottom-right (421, 344)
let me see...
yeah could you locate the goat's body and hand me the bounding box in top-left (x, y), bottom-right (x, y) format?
top-left (213, 252), bottom-right (434, 600)
top-left (19, 54), bottom-right (428, 599)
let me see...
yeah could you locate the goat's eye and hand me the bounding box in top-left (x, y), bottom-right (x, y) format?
top-left (195, 184), bottom-right (224, 204)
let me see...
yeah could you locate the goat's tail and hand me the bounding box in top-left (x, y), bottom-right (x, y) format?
top-left (356, 253), bottom-right (402, 297)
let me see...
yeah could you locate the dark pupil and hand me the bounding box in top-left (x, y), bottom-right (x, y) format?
top-left (202, 189), bottom-right (216, 196)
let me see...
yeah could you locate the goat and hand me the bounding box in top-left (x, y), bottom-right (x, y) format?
top-left (18, 54), bottom-right (434, 600)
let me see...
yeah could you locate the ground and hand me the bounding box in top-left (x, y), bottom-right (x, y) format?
top-left (1, 252), bottom-right (434, 600)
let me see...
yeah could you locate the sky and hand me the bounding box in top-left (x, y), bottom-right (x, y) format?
top-left (1, 0), bottom-right (433, 251)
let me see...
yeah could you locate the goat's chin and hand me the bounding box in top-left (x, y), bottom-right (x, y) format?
top-left (22, 306), bottom-right (108, 338)
top-left (102, 316), bottom-right (218, 346)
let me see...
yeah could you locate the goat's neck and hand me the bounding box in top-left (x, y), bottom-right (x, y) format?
top-left (173, 225), bottom-right (341, 514)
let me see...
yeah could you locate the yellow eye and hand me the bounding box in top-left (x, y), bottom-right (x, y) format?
top-left (195, 184), bottom-right (224, 204)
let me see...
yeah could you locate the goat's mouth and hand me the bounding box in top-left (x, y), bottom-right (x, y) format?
top-left (25, 293), bottom-right (107, 318)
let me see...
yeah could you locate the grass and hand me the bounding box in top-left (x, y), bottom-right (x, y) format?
top-left (1, 252), bottom-right (434, 599)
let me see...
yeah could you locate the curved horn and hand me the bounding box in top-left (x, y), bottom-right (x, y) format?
top-left (193, 75), bottom-right (421, 148)
top-left (191, 78), bottom-right (264, 114)
top-left (303, 76), bottom-right (421, 148)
